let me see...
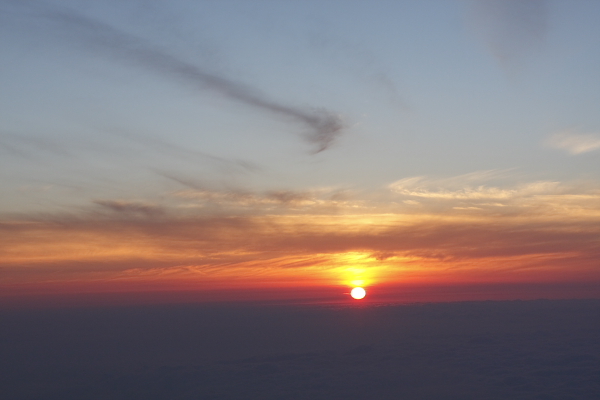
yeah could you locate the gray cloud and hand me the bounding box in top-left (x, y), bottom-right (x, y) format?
top-left (27, 2), bottom-right (344, 153)
top-left (94, 199), bottom-right (165, 217)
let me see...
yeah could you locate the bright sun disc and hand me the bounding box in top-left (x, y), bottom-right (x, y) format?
top-left (350, 287), bottom-right (366, 300)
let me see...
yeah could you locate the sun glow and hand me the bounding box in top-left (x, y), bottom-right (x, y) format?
top-left (350, 287), bottom-right (366, 300)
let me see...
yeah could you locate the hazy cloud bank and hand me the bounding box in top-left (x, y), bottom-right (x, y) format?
top-left (2, 198), bottom-right (600, 288)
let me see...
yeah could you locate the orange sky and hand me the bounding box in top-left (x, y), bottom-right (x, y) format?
top-left (3, 187), bottom-right (600, 307)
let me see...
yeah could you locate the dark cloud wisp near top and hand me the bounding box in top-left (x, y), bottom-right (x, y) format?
top-left (26, 2), bottom-right (344, 153)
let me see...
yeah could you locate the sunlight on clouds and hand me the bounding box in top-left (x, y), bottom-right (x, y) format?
top-left (388, 172), bottom-right (561, 201)
top-left (3, 173), bottom-right (600, 298)
top-left (328, 252), bottom-right (382, 288)
top-left (546, 131), bottom-right (600, 155)
top-left (390, 177), bottom-right (517, 199)
top-left (172, 188), bottom-right (363, 213)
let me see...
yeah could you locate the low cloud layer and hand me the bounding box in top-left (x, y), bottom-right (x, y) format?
top-left (2, 175), bottom-right (600, 296)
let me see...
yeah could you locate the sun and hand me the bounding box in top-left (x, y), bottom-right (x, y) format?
top-left (350, 287), bottom-right (366, 300)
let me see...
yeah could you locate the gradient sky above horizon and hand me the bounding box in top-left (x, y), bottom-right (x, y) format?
top-left (1, 0), bottom-right (600, 305)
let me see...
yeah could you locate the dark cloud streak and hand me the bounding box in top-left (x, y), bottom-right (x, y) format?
top-left (31, 2), bottom-right (344, 153)
top-left (93, 199), bottom-right (165, 217)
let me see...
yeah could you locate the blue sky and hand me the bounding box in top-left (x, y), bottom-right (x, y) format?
top-left (2, 0), bottom-right (600, 215)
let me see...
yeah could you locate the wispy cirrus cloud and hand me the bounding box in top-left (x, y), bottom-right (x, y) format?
top-left (154, 172), bottom-right (358, 213)
top-left (545, 131), bottom-right (600, 155)
top-left (13, 1), bottom-right (344, 153)
top-left (386, 172), bottom-right (600, 228)
top-left (388, 170), bottom-right (560, 201)
top-left (94, 199), bottom-right (165, 217)
top-left (390, 176), bottom-right (517, 200)
top-left (172, 187), bottom-right (358, 214)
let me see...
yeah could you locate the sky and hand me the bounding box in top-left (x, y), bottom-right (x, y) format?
top-left (1, 0), bottom-right (600, 307)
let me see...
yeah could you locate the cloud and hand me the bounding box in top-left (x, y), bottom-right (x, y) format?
top-left (384, 172), bottom-right (600, 221)
top-left (94, 200), bottom-right (165, 217)
top-left (2, 208), bottom-right (600, 288)
top-left (545, 131), bottom-right (600, 155)
top-left (171, 186), bottom-right (356, 212)
top-left (3, 171), bottom-right (600, 293)
top-left (20, 1), bottom-right (344, 153)
top-left (390, 176), bottom-right (516, 200)
top-left (153, 173), bottom-right (357, 212)
top-left (388, 170), bottom-right (560, 201)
